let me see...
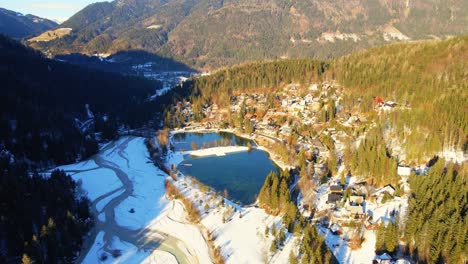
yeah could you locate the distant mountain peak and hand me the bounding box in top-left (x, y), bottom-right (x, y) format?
top-left (0, 7), bottom-right (58, 39)
top-left (27, 0), bottom-right (468, 70)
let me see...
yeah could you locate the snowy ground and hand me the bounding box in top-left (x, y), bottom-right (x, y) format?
top-left (164, 131), bottom-right (304, 264)
top-left (189, 146), bottom-right (249, 157)
top-left (169, 173), bottom-right (296, 264)
top-left (314, 173), bottom-right (409, 264)
top-left (58, 159), bottom-right (98, 171)
top-left (110, 138), bottom-right (168, 230)
top-left (58, 137), bottom-right (208, 264)
top-left (146, 198), bottom-right (212, 264)
top-left (71, 168), bottom-right (123, 201)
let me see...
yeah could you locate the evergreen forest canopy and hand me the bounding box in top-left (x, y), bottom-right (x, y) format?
top-left (0, 34), bottom-right (195, 263)
top-left (0, 34), bottom-right (167, 168)
top-left (189, 36), bottom-right (467, 163)
top-left (332, 36), bottom-right (467, 162)
top-left (403, 160), bottom-right (467, 263)
top-left (191, 59), bottom-right (328, 108)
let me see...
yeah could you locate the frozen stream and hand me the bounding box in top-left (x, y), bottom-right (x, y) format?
top-left (58, 137), bottom-right (205, 264)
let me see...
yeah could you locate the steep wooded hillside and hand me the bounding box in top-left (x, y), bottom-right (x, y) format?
top-left (28, 0), bottom-right (468, 69)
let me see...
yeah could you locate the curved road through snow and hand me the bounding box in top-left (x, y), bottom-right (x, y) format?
top-left (65, 137), bottom-right (197, 264)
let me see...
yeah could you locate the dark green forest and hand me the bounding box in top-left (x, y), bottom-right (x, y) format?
top-left (0, 164), bottom-right (93, 264)
top-left (403, 160), bottom-right (467, 264)
top-left (0, 35), bottom-right (191, 262)
top-left (333, 36), bottom-right (467, 161)
top-left (0, 34), bottom-right (166, 167)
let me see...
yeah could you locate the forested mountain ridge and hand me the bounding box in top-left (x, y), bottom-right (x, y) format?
top-left (171, 35), bottom-right (467, 264)
top-left (0, 8), bottom-right (58, 39)
top-left (28, 0), bottom-right (468, 69)
top-left (0, 34), bottom-right (161, 168)
top-left (188, 36), bottom-right (467, 163)
top-left (332, 35), bottom-right (467, 162)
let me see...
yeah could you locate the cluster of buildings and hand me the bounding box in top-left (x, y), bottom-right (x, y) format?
top-left (174, 82), bottom-right (369, 162)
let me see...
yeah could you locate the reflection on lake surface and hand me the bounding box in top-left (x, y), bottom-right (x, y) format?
top-left (172, 132), bottom-right (255, 151)
top-left (174, 132), bottom-right (277, 205)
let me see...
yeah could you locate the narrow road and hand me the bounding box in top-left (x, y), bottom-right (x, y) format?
top-left (66, 137), bottom-right (196, 264)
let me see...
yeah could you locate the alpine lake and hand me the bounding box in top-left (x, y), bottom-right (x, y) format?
top-left (172, 132), bottom-right (279, 205)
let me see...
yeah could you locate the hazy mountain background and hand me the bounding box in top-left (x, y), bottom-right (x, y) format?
top-left (0, 8), bottom-right (58, 39)
top-left (27, 0), bottom-right (468, 70)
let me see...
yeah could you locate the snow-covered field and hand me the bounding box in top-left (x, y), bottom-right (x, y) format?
top-left (58, 137), bottom-right (210, 264)
top-left (147, 199), bottom-right (212, 264)
top-left (60, 132), bottom-right (411, 264)
top-left (110, 138), bottom-right (168, 230)
top-left (170, 174), bottom-right (296, 264)
top-left (71, 168), bottom-right (123, 201)
top-left (58, 159), bottom-right (98, 172)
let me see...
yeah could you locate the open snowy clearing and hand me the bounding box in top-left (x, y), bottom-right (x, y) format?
top-left (71, 168), bottom-right (122, 202)
top-left (146, 199), bottom-right (212, 264)
top-left (59, 136), bottom-right (205, 264)
top-left (170, 175), bottom-right (296, 264)
top-left (58, 159), bottom-right (98, 172)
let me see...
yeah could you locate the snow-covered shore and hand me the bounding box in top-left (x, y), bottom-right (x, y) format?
top-left (165, 136), bottom-right (297, 264)
top-left (58, 137), bottom-right (210, 264)
top-left (170, 128), bottom-right (293, 170)
top-left (189, 145), bottom-right (249, 157)
top-left (170, 176), bottom-right (297, 264)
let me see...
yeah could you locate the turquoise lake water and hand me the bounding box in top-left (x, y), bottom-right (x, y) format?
top-left (174, 132), bottom-right (277, 205)
top-left (172, 131), bottom-right (255, 151)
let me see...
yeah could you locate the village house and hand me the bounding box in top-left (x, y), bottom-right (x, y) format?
top-left (373, 185), bottom-right (395, 197)
top-left (327, 193), bottom-right (342, 204)
top-left (397, 166), bottom-right (411, 176)
top-left (329, 223), bottom-right (342, 235)
top-left (384, 101), bottom-right (397, 108)
top-left (345, 195), bottom-right (365, 216)
top-left (330, 185), bottom-right (343, 193)
top-left (374, 253), bottom-right (392, 264)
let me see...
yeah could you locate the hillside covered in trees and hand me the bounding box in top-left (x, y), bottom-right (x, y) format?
top-left (28, 0), bottom-right (468, 69)
top-left (189, 36), bottom-right (467, 164)
top-left (174, 36), bottom-right (467, 263)
top-left (332, 36), bottom-right (467, 162)
top-left (0, 167), bottom-right (93, 264)
top-left (0, 35), bottom-right (187, 262)
top-left (0, 34), bottom-right (167, 168)
top-left (403, 160), bottom-right (466, 263)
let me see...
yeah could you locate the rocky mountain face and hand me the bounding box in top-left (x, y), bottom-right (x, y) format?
top-left (0, 8), bottom-right (58, 39)
top-left (28, 0), bottom-right (468, 69)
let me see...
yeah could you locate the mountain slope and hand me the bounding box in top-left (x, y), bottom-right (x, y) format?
top-left (0, 8), bottom-right (57, 39)
top-left (0, 34), bottom-right (162, 166)
top-left (29, 0), bottom-right (468, 69)
top-left (185, 36), bottom-right (467, 161)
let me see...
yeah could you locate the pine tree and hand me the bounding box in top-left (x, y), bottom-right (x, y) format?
top-left (278, 229), bottom-right (286, 247)
top-left (270, 239), bottom-right (277, 253)
top-left (375, 224), bottom-right (385, 252)
top-left (289, 250), bottom-right (298, 264)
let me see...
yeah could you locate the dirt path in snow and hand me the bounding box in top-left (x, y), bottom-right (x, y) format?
top-left (68, 137), bottom-right (196, 264)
